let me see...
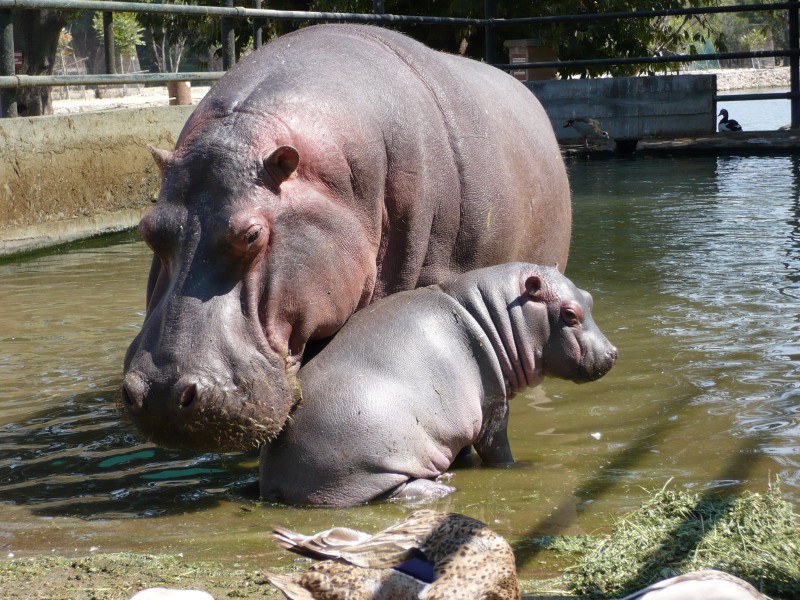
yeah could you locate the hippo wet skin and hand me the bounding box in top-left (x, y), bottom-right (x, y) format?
top-left (260, 263), bottom-right (617, 506)
top-left (122, 24), bottom-right (571, 452)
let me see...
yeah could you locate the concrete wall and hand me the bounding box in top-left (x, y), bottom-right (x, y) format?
top-left (528, 74), bottom-right (717, 141)
top-left (0, 106), bottom-right (193, 255)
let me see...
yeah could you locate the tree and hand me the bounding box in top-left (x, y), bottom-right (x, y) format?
top-left (135, 0), bottom-right (262, 72)
top-left (135, 1), bottom-right (196, 73)
top-left (13, 9), bottom-right (75, 115)
top-left (92, 11), bottom-right (145, 70)
top-left (702, 0), bottom-right (788, 67)
top-left (313, 0), bottom-right (723, 77)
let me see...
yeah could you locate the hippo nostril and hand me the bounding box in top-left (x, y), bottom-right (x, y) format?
top-left (179, 383), bottom-right (198, 409)
top-left (121, 376), bottom-right (145, 410)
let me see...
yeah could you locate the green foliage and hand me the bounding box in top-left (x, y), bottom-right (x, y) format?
top-left (92, 11), bottom-right (144, 59)
top-left (704, 0), bottom-right (787, 55)
top-left (312, 0), bottom-right (723, 77)
top-left (135, 0), bottom-right (259, 71)
top-left (135, 1), bottom-right (198, 72)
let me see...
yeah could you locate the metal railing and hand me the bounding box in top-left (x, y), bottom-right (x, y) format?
top-left (1, 0), bottom-right (799, 126)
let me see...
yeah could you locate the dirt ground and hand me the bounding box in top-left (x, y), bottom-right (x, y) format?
top-left (0, 553), bottom-right (286, 600)
top-left (0, 553), bottom-right (563, 599)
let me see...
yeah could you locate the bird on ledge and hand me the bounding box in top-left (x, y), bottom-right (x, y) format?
top-left (564, 116), bottom-right (610, 148)
top-left (718, 109), bottom-right (743, 132)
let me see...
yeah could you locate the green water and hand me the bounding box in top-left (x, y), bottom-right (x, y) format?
top-left (1, 155), bottom-right (798, 578)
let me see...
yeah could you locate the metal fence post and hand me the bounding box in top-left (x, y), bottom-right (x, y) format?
top-left (484, 0), bottom-right (496, 64)
top-left (103, 11), bottom-right (115, 74)
top-left (221, 0), bottom-right (235, 70)
top-left (0, 8), bottom-right (15, 118)
top-left (791, 0), bottom-right (799, 128)
top-left (253, 0), bottom-right (263, 50)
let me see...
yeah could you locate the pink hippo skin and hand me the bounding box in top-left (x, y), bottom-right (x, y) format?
top-left (121, 24), bottom-right (572, 452)
top-left (260, 263), bottom-right (617, 506)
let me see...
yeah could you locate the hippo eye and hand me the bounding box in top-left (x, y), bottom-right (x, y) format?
top-left (245, 226), bottom-right (262, 246)
top-left (561, 303), bottom-right (583, 326)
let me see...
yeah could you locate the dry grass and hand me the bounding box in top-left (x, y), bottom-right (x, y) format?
top-left (532, 480), bottom-right (799, 598)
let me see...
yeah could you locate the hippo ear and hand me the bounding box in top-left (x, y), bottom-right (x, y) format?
top-left (263, 145), bottom-right (300, 187)
top-left (525, 275), bottom-right (545, 300)
top-left (148, 145), bottom-right (174, 178)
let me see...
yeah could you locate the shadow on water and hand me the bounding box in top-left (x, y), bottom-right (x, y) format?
top-left (0, 229), bottom-right (141, 267)
top-left (513, 379), bottom-right (769, 570)
top-left (0, 382), bottom-right (258, 519)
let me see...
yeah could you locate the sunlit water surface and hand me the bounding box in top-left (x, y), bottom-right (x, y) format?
top-left (1, 154), bottom-right (799, 579)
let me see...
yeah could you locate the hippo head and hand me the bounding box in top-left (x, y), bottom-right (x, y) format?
top-left (527, 266), bottom-right (618, 384)
top-left (440, 263), bottom-right (616, 395)
top-left (122, 119), bottom-right (377, 451)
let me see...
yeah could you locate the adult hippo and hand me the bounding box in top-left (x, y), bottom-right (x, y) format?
top-left (260, 263), bottom-right (616, 506)
top-left (122, 24), bottom-right (571, 452)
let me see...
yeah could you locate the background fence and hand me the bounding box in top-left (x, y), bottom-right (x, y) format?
top-left (1, 0), bottom-right (799, 127)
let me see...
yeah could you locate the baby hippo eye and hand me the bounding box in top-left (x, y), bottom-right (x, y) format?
top-left (560, 301), bottom-right (584, 327)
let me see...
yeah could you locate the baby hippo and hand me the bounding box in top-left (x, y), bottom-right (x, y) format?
top-left (260, 263), bottom-right (617, 506)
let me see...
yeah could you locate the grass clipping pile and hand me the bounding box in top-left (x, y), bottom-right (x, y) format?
top-left (540, 481), bottom-right (799, 598)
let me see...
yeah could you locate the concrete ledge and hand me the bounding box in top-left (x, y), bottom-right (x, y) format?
top-left (0, 208), bottom-right (148, 255)
top-left (0, 106), bottom-right (193, 256)
top-left (529, 74), bottom-right (717, 141)
top-left (561, 129), bottom-right (800, 157)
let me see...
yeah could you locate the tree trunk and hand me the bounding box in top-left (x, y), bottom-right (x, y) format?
top-left (13, 9), bottom-right (70, 116)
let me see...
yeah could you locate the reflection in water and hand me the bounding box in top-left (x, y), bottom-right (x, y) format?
top-left (1, 158), bottom-right (799, 574)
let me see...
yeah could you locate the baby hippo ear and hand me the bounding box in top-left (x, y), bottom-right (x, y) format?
top-left (263, 145), bottom-right (300, 187)
top-left (148, 145), bottom-right (174, 178)
top-left (525, 274), bottom-right (545, 299)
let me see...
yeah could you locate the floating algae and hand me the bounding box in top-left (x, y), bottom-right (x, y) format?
top-left (534, 480), bottom-right (799, 598)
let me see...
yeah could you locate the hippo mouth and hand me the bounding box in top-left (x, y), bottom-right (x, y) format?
top-left (570, 341), bottom-right (618, 384)
top-left (572, 362), bottom-right (615, 383)
top-left (119, 370), bottom-right (303, 452)
top-left (541, 340), bottom-right (617, 384)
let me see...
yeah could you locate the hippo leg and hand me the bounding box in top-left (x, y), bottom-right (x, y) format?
top-left (473, 411), bottom-right (515, 465)
top-left (387, 478), bottom-right (457, 502)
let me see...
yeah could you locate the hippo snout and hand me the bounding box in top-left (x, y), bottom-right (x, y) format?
top-left (577, 343), bottom-right (618, 382)
top-left (120, 366), bottom-right (298, 452)
top-left (121, 373), bottom-right (222, 415)
top-left (542, 325), bottom-right (618, 384)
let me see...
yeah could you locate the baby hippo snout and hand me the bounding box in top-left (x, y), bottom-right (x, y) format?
top-left (579, 339), bottom-right (618, 382)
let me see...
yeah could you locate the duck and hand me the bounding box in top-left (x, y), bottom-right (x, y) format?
top-left (564, 116), bottom-right (610, 148)
top-left (261, 510), bottom-right (520, 599)
top-left (619, 569), bottom-right (767, 600)
top-left (718, 109), bottom-right (743, 132)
